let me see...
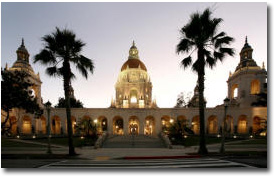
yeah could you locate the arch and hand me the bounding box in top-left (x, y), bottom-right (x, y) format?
top-left (253, 116), bottom-right (262, 133)
top-left (192, 116), bottom-right (200, 135)
top-left (82, 115), bottom-right (91, 121)
top-left (161, 115), bottom-right (171, 133)
top-left (207, 115), bottom-right (218, 134)
top-left (231, 84), bottom-right (238, 99)
top-left (22, 116), bottom-right (32, 134)
top-left (237, 115), bottom-right (247, 134)
top-left (10, 116), bottom-right (17, 135)
top-left (113, 116), bottom-right (124, 135)
top-left (251, 79), bottom-right (260, 94)
top-left (130, 89), bottom-right (138, 104)
top-left (129, 116), bottom-right (139, 135)
top-left (40, 116), bottom-right (47, 134)
top-left (51, 115), bottom-right (61, 135)
top-left (71, 116), bottom-right (76, 135)
top-left (226, 115), bottom-right (234, 134)
top-left (144, 116), bottom-right (155, 135)
top-left (98, 116), bottom-right (108, 134)
top-left (177, 115), bottom-right (188, 127)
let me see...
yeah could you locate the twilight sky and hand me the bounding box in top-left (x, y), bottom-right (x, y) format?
top-left (1, 2), bottom-right (267, 108)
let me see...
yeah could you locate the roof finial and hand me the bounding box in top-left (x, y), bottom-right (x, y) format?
top-left (262, 62), bottom-right (265, 69)
top-left (21, 38), bottom-right (25, 47)
top-left (132, 40), bottom-right (135, 46)
top-left (245, 36), bottom-right (248, 44)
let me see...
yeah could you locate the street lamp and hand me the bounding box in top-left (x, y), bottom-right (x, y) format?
top-left (220, 97), bottom-right (230, 154)
top-left (45, 100), bottom-right (52, 154)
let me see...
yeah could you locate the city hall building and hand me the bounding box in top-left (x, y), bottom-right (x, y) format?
top-left (2, 38), bottom-right (267, 137)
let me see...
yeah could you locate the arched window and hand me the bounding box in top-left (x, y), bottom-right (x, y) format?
top-left (251, 80), bottom-right (260, 94)
top-left (231, 84), bottom-right (238, 99)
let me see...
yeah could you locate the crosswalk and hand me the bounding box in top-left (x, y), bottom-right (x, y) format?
top-left (40, 158), bottom-right (255, 168)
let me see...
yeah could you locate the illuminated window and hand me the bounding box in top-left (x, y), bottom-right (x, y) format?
top-left (251, 80), bottom-right (260, 94)
top-left (231, 84), bottom-right (238, 99)
top-left (130, 96), bottom-right (137, 103)
top-left (139, 100), bottom-right (144, 108)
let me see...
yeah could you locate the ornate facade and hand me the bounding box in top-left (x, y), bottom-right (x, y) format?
top-left (1, 39), bottom-right (267, 138)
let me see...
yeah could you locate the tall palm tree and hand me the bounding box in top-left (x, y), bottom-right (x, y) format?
top-left (177, 8), bottom-right (234, 155)
top-left (34, 27), bottom-right (94, 155)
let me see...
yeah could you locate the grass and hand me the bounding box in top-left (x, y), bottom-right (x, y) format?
top-left (227, 138), bottom-right (267, 145)
top-left (170, 136), bottom-right (245, 147)
top-left (1, 138), bottom-right (46, 148)
top-left (24, 136), bottom-right (97, 147)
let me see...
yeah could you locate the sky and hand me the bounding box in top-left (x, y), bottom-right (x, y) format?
top-left (1, 2), bottom-right (267, 108)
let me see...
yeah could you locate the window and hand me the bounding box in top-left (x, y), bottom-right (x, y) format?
top-left (251, 80), bottom-right (260, 94)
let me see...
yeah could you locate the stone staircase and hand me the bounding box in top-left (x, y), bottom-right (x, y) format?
top-left (102, 134), bottom-right (166, 148)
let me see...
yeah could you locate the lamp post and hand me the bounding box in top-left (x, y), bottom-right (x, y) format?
top-left (45, 101), bottom-right (52, 154)
top-left (220, 97), bottom-right (230, 154)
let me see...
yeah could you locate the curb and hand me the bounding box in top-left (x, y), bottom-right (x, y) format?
top-left (123, 155), bottom-right (201, 160)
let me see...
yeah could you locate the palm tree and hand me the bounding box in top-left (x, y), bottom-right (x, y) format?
top-left (34, 27), bottom-right (94, 155)
top-left (177, 8), bottom-right (234, 155)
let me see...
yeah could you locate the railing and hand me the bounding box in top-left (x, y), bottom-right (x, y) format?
top-left (94, 131), bottom-right (108, 149)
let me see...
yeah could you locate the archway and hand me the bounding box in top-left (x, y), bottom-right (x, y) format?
top-left (22, 116), bottom-right (32, 134)
top-left (40, 116), bottom-right (47, 134)
top-left (71, 116), bottom-right (76, 135)
top-left (238, 115), bottom-right (247, 134)
top-left (177, 115), bottom-right (188, 128)
top-left (144, 116), bottom-right (155, 135)
top-left (192, 116), bottom-right (200, 135)
top-left (113, 116), bottom-right (124, 135)
top-left (51, 116), bottom-right (61, 135)
top-left (129, 116), bottom-right (139, 135)
top-left (253, 116), bottom-right (261, 133)
top-left (207, 116), bottom-right (218, 134)
top-left (226, 115), bottom-right (234, 134)
top-left (98, 116), bottom-right (108, 134)
top-left (10, 116), bottom-right (17, 135)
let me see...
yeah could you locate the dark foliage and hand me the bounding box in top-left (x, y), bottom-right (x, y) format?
top-left (55, 97), bottom-right (84, 108)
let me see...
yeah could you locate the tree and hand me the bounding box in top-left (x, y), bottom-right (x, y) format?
top-left (176, 8), bottom-right (234, 154)
top-left (34, 27), bottom-right (94, 155)
top-left (55, 97), bottom-right (84, 108)
top-left (1, 69), bottom-right (42, 135)
top-left (174, 91), bottom-right (192, 108)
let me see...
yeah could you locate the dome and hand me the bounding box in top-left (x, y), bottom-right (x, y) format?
top-left (121, 41), bottom-right (147, 71)
top-left (121, 59), bottom-right (147, 71)
top-left (241, 36), bottom-right (252, 51)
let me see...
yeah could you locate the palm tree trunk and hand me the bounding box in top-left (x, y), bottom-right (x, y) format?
top-left (63, 61), bottom-right (76, 156)
top-left (197, 49), bottom-right (208, 155)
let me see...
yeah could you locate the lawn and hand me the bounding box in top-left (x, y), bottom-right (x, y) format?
top-left (1, 138), bottom-right (46, 148)
top-left (24, 136), bottom-right (97, 147)
top-left (227, 138), bottom-right (267, 145)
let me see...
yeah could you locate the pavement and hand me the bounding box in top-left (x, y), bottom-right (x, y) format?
top-left (1, 138), bottom-right (267, 168)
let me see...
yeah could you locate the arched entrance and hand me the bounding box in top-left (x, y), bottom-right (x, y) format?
top-left (253, 116), bottom-right (261, 133)
top-left (238, 115), bottom-right (247, 134)
top-left (129, 116), bottom-right (139, 135)
top-left (98, 116), bottom-right (108, 134)
top-left (22, 116), bottom-right (32, 134)
top-left (113, 116), bottom-right (124, 135)
top-left (161, 115), bottom-right (170, 133)
top-left (40, 116), bottom-right (47, 134)
top-left (177, 115), bottom-right (188, 128)
top-left (226, 115), bottom-right (234, 134)
top-left (51, 116), bottom-right (61, 135)
top-left (144, 116), bottom-right (155, 135)
top-left (192, 116), bottom-right (200, 135)
top-left (10, 116), bottom-right (17, 135)
top-left (207, 115), bottom-right (218, 134)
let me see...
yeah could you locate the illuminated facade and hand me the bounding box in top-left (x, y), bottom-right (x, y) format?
top-left (1, 39), bottom-right (267, 138)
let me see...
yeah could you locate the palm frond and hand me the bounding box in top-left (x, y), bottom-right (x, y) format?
top-left (33, 49), bottom-right (56, 65)
top-left (220, 47), bottom-right (235, 56)
top-left (180, 56), bottom-right (192, 69)
top-left (46, 66), bottom-right (58, 77)
top-left (176, 39), bottom-right (194, 54)
top-left (214, 36), bottom-right (234, 48)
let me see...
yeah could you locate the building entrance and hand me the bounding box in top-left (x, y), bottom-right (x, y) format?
top-left (129, 124), bottom-right (138, 135)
